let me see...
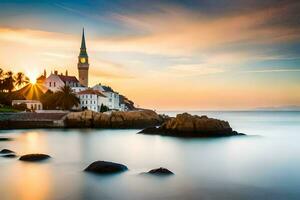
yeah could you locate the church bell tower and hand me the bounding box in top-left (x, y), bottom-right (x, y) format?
top-left (78, 28), bottom-right (89, 87)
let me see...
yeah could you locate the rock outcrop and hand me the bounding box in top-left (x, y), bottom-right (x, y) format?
top-left (139, 113), bottom-right (245, 137)
top-left (147, 167), bottom-right (174, 175)
top-left (84, 161), bottom-right (128, 174)
top-left (19, 154), bottom-right (51, 162)
top-left (65, 110), bottom-right (165, 128)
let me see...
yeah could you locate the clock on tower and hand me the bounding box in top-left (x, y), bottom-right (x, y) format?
top-left (77, 28), bottom-right (89, 87)
top-left (80, 57), bottom-right (86, 64)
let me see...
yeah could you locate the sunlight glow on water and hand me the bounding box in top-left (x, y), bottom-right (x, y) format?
top-left (0, 111), bottom-right (300, 200)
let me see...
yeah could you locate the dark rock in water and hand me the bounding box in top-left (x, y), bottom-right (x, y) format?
top-left (84, 161), bottom-right (128, 174)
top-left (0, 149), bottom-right (15, 154)
top-left (19, 154), bottom-right (51, 162)
top-left (147, 167), bottom-right (174, 175)
top-left (139, 113), bottom-right (245, 137)
top-left (1, 154), bottom-right (17, 158)
top-left (0, 137), bottom-right (13, 141)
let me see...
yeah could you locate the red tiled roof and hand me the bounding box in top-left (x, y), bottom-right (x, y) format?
top-left (77, 89), bottom-right (107, 97)
top-left (57, 75), bottom-right (79, 83)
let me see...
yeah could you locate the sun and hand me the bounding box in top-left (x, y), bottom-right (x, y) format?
top-left (29, 77), bottom-right (37, 84)
top-left (28, 74), bottom-right (37, 84)
top-left (26, 69), bottom-right (39, 84)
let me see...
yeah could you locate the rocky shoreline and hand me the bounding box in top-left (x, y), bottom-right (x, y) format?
top-left (65, 110), bottom-right (166, 128)
top-left (0, 110), bottom-right (167, 129)
top-left (139, 113), bottom-right (245, 137)
top-left (0, 111), bottom-right (245, 138)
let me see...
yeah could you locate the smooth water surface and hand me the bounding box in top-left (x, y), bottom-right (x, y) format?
top-left (0, 111), bottom-right (300, 200)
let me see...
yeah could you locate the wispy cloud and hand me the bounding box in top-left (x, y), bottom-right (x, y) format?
top-left (167, 64), bottom-right (225, 76)
top-left (40, 52), bottom-right (73, 58)
top-left (0, 27), bottom-right (76, 48)
top-left (54, 3), bottom-right (81, 14)
top-left (241, 69), bottom-right (300, 73)
top-left (107, 3), bottom-right (300, 56)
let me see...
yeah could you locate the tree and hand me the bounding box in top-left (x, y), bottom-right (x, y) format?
top-left (100, 104), bottom-right (109, 112)
top-left (0, 68), bottom-right (4, 92)
top-left (14, 72), bottom-right (29, 88)
top-left (3, 71), bottom-right (15, 93)
top-left (40, 90), bottom-right (57, 110)
top-left (55, 85), bottom-right (80, 110)
top-left (0, 68), bottom-right (3, 79)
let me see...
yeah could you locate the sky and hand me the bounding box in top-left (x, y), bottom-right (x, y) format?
top-left (0, 0), bottom-right (299, 110)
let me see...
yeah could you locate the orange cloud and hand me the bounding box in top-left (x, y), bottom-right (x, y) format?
top-left (107, 3), bottom-right (300, 56)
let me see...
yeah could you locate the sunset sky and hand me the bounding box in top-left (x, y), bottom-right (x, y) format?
top-left (0, 0), bottom-right (299, 110)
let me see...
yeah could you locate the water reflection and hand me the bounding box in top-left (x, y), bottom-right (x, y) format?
top-left (0, 112), bottom-right (300, 199)
top-left (21, 131), bottom-right (48, 154)
top-left (17, 163), bottom-right (51, 200)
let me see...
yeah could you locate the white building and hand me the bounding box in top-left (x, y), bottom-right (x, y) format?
top-left (72, 86), bottom-right (88, 93)
top-left (44, 71), bottom-right (81, 92)
top-left (77, 89), bottom-right (108, 112)
top-left (12, 100), bottom-right (43, 110)
top-left (93, 84), bottom-right (120, 110)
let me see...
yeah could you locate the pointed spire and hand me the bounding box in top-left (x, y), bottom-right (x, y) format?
top-left (81, 28), bottom-right (86, 50)
top-left (79, 28), bottom-right (88, 57)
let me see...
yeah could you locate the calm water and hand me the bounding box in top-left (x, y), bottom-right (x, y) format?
top-left (0, 111), bottom-right (300, 200)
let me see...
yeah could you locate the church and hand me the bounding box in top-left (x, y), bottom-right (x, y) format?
top-left (44, 29), bottom-right (89, 92)
top-left (41, 29), bottom-right (126, 111)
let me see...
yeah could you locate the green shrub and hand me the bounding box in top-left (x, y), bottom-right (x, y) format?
top-left (12, 103), bottom-right (27, 111)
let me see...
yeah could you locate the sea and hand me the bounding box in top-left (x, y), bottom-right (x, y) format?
top-left (0, 111), bottom-right (300, 200)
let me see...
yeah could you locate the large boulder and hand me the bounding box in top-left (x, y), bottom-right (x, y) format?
top-left (65, 110), bottom-right (165, 128)
top-left (19, 154), bottom-right (51, 162)
top-left (65, 110), bottom-right (94, 127)
top-left (84, 161), bottom-right (128, 174)
top-left (139, 113), bottom-right (245, 137)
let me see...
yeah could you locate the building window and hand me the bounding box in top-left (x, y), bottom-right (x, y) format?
top-left (54, 82), bottom-right (56, 87)
top-left (49, 82), bottom-right (51, 87)
top-left (86, 100), bottom-right (88, 104)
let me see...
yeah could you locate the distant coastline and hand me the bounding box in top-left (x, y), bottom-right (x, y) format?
top-left (158, 106), bottom-right (300, 112)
